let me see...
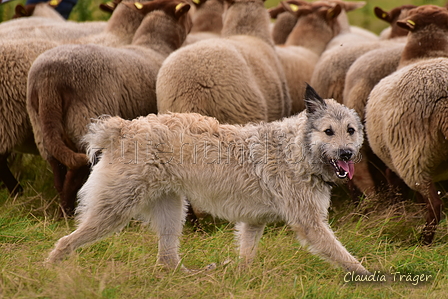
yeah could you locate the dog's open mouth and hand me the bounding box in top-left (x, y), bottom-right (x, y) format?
top-left (330, 159), bottom-right (354, 179)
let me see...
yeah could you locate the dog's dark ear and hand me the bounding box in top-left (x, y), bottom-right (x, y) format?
top-left (304, 83), bottom-right (326, 114)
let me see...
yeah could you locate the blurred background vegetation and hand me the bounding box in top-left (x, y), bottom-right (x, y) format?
top-left (0, 0), bottom-right (447, 34)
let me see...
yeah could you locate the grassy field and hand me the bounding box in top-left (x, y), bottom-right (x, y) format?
top-left (1, 0), bottom-right (448, 298)
top-left (1, 155), bottom-right (447, 298)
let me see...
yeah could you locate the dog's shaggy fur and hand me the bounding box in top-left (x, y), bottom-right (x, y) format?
top-left (47, 85), bottom-right (369, 275)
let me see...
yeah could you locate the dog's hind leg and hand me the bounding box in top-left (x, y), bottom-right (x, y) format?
top-left (47, 205), bottom-right (134, 263)
top-left (235, 222), bottom-right (266, 266)
top-left (291, 221), bottom-right (369, 275)
top-left (147, 192), bottom-right (186, 270)
top-left (47, 173), bottom-right (140, 263)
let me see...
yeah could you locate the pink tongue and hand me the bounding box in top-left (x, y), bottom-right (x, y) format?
top-left (337, 160), bottom-right (355, 179)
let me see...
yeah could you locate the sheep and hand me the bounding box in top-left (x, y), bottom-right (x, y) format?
top-left (0, 2), bottom-right (65, 33)
top-left (26, 0), bottom-right (193, 215)
top-left (310, 4), bottom-right (414, 104)
top-left (322, 0), bottom-right (378, 50)
top-left (375, 5), bottom-right (416, 40)
top-left (340, 5), bottom-right (422, 197)
top-left (0, 38), bottom-right (60, 195)
top-left (275, 1), bottom-right (342, 114)
top-left (183, 0), bottom-right (223, 45)
top-left (12, 1), bottom-right (65, 21)
top-left (268, 0), bottom-right (307, 45)
top-left (156, 0), bottom-right (291, 124)
top-left (0, 0), bottom-right (156, 197)
top-left (365, 5), bottom-right (448, 244)
top-left (342, 44), bottom-right (404, 197)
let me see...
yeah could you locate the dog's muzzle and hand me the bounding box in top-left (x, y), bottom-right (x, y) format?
top-left (330, 149), bottom-right (355, 179)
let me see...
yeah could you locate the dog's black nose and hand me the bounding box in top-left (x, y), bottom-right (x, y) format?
top-left (339, 149), bottom-right (353, 161)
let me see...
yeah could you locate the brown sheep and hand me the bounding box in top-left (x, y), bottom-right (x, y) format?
top-left (26, 0), bottom-right (192, 215)
top-left (365, 5), bottom-right (448, 244)
top-left (276, 1), bottom-right (342, 114)
top-left (156, 0), bottom-right (291, 124)
top-left (0, 0), bottom-right (156, 197)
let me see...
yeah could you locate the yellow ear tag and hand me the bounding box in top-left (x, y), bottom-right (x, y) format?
top-left (289, 4), bottom-right (299, 12)
top-left (328, 9), bottom-right (334, 18)
top-left (175, 3), bottom-right (185, 11)
top-left (192, 0), bottom-right (201, 4)
top-left (407, 19), bottom-right (416, 26)
top-left (134, 2), bottom-right (143, 9)
top-left (382, 13), bottom-right (387, 18)
top-left (49, 0), bottom-right (59, 6)
top-left (106, 2), bottom-right (114, 8)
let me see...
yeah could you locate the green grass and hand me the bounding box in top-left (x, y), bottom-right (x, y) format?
top-left (1, 155), bottom-right (447, 298)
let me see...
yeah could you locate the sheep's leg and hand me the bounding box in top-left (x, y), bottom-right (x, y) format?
top-left (148, 193), bottom-right (187, 270)
top-left (235, 222), bottom-right (266, 266)
top-left (0, 153), bottom-right (22, 195)
top-left (420, 182), bottom-right (443, 245)
top-left (352, 148), bottom-right (377, 198)
top-left (291, 221), bottom-right (369, 275)
top-left (48, 156), bottom-right (67, 195)
top-left (59, 165), bottom-right (90, 216)
top-left (385, 168), bottom-right (410, 201)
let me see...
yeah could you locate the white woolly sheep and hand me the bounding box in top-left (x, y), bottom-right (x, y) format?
top-left (276, 1), bottom-right (342, 114)
top-left (156, 0), bottom-right (291, 124)
top-left (365, 5), bottom-right (448, 244)
top-left (0, 0), bottom-right (156, 197)
top-left (26, 0), bottom-right (192, 215)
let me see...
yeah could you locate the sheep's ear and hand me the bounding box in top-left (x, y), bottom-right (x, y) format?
top-left (268, 4), bottom-right (285, 19)
top-left (396, 18), bottom-right (415, 31)
top-left (281, 1), bottom-right (311, 17)
top-left (174, 2), bottom-right (191, 19)
top-left (14, 4), bottom-right (30, 17)
top-left (374, 7), bottom-right (391, 22)
top-left (191, 0), bottom-right (203, 7)
top-left (304, 83), bottom-right (327, 114)
top-left (326, 4), bottom-right (342, 20)
top-left (99, 0), bottom-right (120, 13)
top-left (339, 1), bottom-right (365, 12)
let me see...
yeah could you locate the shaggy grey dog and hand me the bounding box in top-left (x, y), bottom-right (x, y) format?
top-left (47, 85), bottom-right (369, 275)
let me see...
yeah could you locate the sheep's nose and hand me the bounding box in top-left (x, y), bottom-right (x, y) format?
top-left (339, 149), bottom-right (353, 161)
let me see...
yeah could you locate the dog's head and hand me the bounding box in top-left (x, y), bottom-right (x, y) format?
top-left (303, 84), bottom-right (364, 182)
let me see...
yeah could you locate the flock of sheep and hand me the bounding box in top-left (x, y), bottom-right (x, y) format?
top-left (0, 0), bottom-right (447, 245)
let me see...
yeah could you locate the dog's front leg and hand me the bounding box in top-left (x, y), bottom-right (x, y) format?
top-left (291, 221), bottom-right (370, 275)
top-left (235, 222), bottom-right (266, 266)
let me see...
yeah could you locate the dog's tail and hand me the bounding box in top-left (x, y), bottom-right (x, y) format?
top-left (82, 115), bottom-right (126, 164)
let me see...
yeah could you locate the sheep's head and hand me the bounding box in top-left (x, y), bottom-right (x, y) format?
top-left (396, 5), bottom-right (448, 32)
top-left (99, 0), bottom-right (123, 13)
top-left (374, 5), bottom-right (416, 38)
top-left (123, 0), bottom-right (191, 20)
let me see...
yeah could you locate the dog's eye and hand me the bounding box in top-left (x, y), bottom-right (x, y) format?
top-left (324, 129), bottom-right (334, 136)
top-left (347, 128), bottom-right (355, 135)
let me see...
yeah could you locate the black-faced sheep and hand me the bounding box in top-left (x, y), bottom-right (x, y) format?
top-left (26, 0), bottom-right (192, 215)
top-left (365, 5), bottom-right (448, 244)
top-left (156, 0), bottom-right (291, 124)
